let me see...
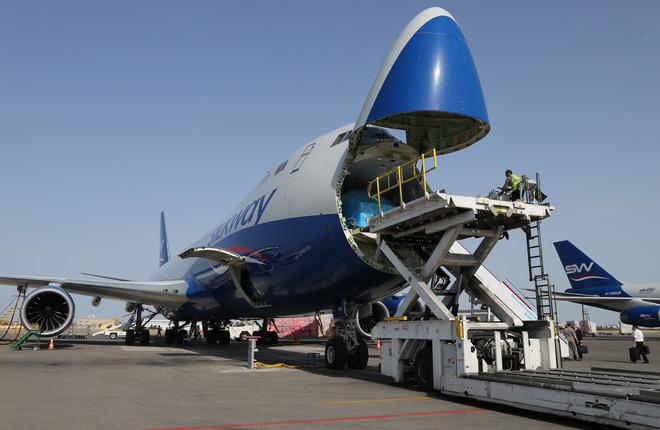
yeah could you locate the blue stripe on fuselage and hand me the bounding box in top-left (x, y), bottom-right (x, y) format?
top-left (174, 214), bottom-right (404, 320)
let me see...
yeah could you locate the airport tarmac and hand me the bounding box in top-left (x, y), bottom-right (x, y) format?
top-left (0, 335), bottom-right (654, 429)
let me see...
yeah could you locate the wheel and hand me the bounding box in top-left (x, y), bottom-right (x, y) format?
top-left (413, 348), bottom-right (433, 390)
top-left (140, 329), bottom-right (150, 345)
top-left (347, 339), bottom-right (369, 369)
top-left (206, 329), bottom-right (218, 345)
top-left (109, 333), bottom-right (117, 340)
top-left (164, 328), bottom-right (175, 344)
top-left (267, 331), bottom-right (278, 346)
top-left (125, 329), bottom-right (135, 346)
top-left (325, 337), bottom-right (347, 370)
top-left (218, 330), bottom-right (230, 345)
top-left (239, 331), bottom-right (250, 341)
top-left (176, 329), bottom-right (187, 344)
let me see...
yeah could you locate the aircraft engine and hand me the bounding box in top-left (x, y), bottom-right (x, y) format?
top-left (620, 306), bottom-right (660, 328)
top-left (355, 301), bottom-right (389, 338)
top-left (20, 285), bottom-right (75, 336)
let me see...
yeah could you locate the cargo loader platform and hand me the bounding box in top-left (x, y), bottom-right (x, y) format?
top-left (368, 186), bottom-right (660, 428)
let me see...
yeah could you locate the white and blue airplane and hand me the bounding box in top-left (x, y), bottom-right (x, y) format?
top-left (0, 8), bottom-right (491, 369)
top-left (554, 240), bottom-right (660, 327)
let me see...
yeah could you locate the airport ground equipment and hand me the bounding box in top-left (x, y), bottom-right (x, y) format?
top-left (9, 330), bottom-right (39, 350)
top-left (370, 183), bottom-right (660, 428)
top-left (524, 218), bottom-right (556, 321)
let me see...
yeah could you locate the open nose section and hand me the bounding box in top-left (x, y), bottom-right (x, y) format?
top-left (354, 7), bottom-right (490, 154)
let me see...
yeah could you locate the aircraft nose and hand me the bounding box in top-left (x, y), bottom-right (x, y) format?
top-left (356, 8), bottom-right (489, 154)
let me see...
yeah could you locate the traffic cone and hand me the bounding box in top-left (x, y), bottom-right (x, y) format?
top-left (49, 337), bottom-right (54, 350)
top-left (376, 340), bottom-right (381, 349)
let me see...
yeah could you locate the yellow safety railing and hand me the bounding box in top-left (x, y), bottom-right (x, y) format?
top-left (366, 148), bottom-right (438, 214)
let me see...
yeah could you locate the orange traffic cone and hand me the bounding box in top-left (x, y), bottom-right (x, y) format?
top-left (376, 340), bottom-right (381, 349)
top-left (49, 337), bottom-right (54, 350)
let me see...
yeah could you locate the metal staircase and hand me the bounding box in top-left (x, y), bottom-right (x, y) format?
top-left (525, 220), bottom-right (556, 321)
top-left (9, 330), bottom-right (39, 350)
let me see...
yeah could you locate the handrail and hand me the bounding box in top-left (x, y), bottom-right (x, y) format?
top-left (367, 148), bottom-right (438, 215)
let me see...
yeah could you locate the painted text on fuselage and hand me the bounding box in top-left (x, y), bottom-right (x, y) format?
top-left (210, 189), bottom-right (278, 244)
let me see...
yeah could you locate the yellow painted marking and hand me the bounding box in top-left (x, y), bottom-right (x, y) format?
top-left (317, 396), bottom-right (429, 405)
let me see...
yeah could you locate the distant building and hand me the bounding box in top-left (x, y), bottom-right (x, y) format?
top-left (77, 315), bottom-right (121, 330)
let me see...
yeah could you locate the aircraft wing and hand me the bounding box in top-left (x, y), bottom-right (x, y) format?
top-left (0, 275), bottom-right (188, 307)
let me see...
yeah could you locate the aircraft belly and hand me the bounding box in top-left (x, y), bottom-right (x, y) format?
top-left (177, 214), bottom-right (403, 320)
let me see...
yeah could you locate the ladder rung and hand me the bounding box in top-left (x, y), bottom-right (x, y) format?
top-left (528, 245), bottom-right (540, 249)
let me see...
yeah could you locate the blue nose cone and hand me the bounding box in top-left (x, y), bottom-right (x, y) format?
top-left (356, 8), bottom-right (490, 154)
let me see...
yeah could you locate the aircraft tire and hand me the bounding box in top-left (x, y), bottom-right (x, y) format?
top-left (176, 329), bottom-right (187, 344)
top-left (140, 329), bottom-right (150, 345)
top-left (413, 348), bottom-right (433, 390)
top-left (164, 328), bottom-right (175, 344)
top-left (218, 329), bottom-right (230, 345)
top-left (206, 329), bottom-right (218, 345)
top-left (325, 337), bottom-right (347, 370)
top-left (125, 329), bottom-right (135, 346)
top-left (347, 339), bottom-right (369, 369)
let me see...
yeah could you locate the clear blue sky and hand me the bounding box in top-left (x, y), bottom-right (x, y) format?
top-left (1, 1), bottom-right (659, 324)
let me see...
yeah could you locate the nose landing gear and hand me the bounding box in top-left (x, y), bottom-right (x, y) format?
top-left (325, 303), bottom-right (369, 370)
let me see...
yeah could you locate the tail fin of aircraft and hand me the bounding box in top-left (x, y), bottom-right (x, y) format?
top-left (553, 240), bottom-right (622, 289)
top-left (353, 7), bottom-right (490, 155)
top-left (159, 211), bottom-right (170, 267)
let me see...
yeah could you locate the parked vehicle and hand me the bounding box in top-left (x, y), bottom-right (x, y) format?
top-left (229, 320), bottom-right (259, 341)
top-left (92, 328), bottom-right (127, 339)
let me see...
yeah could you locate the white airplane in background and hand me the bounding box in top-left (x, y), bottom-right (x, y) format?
top-left (554, 240), bottom-right (660, 327)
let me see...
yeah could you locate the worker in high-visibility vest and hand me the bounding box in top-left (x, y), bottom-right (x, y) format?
top-left (501, 169), bottom-right (522, 201)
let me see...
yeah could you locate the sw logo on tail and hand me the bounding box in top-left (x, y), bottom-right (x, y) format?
top-left (553, 240), bottom-right (660, 327)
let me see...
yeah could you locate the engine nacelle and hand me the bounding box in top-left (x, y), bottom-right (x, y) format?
top-left (20, 285), bottom-right (75, 336)
top-left (355, 301), bottom-right (389, 338)
top-left (620, 306), bottom-right (660, 327)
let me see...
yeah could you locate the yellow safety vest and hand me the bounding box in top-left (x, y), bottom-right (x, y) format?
top-left (510, 174), bottom-right (521, 191)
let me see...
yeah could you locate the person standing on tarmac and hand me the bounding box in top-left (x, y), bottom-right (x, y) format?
top-left (633, 326), bottom-right (650, 363)
top-left (573, 322), bottom-right (584, 360)
top-left (563, 323), bottom-right (580, 361)
top-left (501, 169), bottom-right (522, 201)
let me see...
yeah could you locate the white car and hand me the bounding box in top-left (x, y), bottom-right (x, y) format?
top-left (95, 329), bottom-right (127, 339)
top-left (229, 320), bottom-right (260, 341)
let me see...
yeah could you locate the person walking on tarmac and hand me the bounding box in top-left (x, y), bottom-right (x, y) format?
top-left (633, 326), bottom-right (650, 363)
top-left (501, 169), bottom-right (522, 201)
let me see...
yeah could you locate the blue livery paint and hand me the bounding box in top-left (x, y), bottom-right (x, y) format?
top-left (159, 211), bottom-right (170, 267)
top-left (175, 214), bottom-right (405, 321)
top-left (554, 240), bottom-right (622, 290)
top-left (210, 189), bottom-right (278, 244)
top-left (382, 295), bottom-right (405, 316)
top-left (621, 305), bottom-right (660, 327)
top-left (367, 16), bottom-right (488, 125)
